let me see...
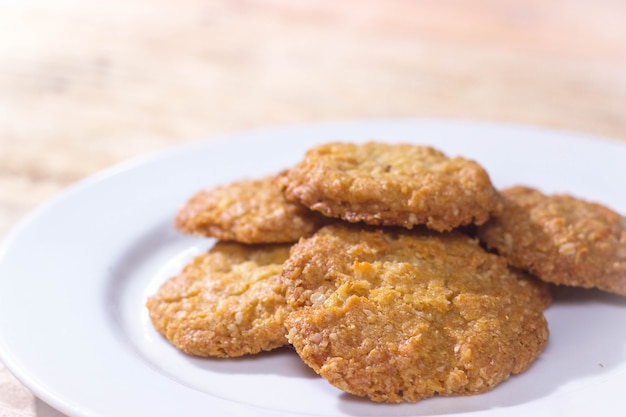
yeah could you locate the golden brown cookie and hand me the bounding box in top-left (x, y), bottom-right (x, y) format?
top-left (477, 186), bottom-right (626, 296)
top-left (282, 224), bottom-right (551, 403)
top-left (281, 142), bottom-right (502, 232)
top-left (175, 173), bottom-right (327, 244)
top-left (146, 241), bottom-right (292, 357)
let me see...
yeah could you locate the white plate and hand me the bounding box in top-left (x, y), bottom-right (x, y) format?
top-left (1, 119), bottom-right (626, 417)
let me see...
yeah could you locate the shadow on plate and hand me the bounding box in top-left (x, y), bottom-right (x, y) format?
top-left (185, 345), bottom-right (319, 379)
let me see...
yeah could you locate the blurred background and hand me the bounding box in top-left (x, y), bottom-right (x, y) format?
top-left (1, 0), bottom-right (625, 415)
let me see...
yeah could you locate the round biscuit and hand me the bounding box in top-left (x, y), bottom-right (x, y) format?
top-left (147, 241), bottom-right (292, 357)
top-left (282, 142), bottom-right (502, 231)
top-left (478, 186), bottom-right (626, 296)
top-left (282, 224), bottom-right (551, 403)
top-left (175, 173), bottom-right (327, 243)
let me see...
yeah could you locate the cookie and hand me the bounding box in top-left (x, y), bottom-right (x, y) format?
top-left (146, 241), bottom-right (292, 357)
top-left (175, 173), bottom-right (327, 244)
top-left (281, 142), bottom-right (502, 232)
top-left (477, 186), bottom-right (626, 296)
top-left (281, 224), bottom-right (551, 403)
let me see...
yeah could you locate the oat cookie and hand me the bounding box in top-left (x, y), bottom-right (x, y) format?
top-left (478, 186), bottom-right (626, 296)
top-left (281, 142), bottom-right (502, 232)
top-left (282, 224), bottom-right (550, 403)
top-left (175, 173), bottom-right (327, 244)
top-left (146, 242), bottom-right (292, 357)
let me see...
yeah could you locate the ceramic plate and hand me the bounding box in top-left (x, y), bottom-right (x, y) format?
top-left (1, 119), bottom-right (625, 417)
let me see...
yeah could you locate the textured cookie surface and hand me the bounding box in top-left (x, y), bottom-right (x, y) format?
top-left (478, 186), bottom-right (626, 296)
top-left (282, 224), bottom-right (551, 403)
top-left (282, 142), bottom-right (502, 231)
top-left (175, 173), bottom-right (327, 243)
top-left (147, 242), bottom-right (292, 357)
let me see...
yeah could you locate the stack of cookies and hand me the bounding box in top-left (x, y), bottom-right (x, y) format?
top-left (146, 141), bottom-right (626, 403)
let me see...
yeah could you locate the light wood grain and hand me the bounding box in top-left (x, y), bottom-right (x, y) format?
top-left (1, 0), bottom-right (625, 415)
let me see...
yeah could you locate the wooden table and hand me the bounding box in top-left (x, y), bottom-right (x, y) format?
top-left (1, 0), bottom-right (625, 415)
